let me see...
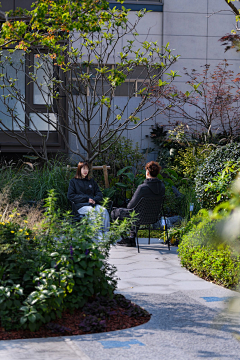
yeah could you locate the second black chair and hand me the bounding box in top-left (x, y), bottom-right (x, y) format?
top-left (130, 196), bottom-right (170, 253)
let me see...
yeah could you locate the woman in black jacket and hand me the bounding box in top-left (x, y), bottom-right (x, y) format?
top-left (67, 162), bottom-right (110, 238)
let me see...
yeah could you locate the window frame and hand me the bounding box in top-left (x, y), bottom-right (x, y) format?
top-left (0, 50), bottom-right (67, 153)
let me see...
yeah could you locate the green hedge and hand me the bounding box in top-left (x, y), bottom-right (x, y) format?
top-left (178, 214), bottom-right (240, 288)
top-left (195, 143), bottom-right (240, 209)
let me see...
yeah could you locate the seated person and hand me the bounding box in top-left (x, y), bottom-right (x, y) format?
top-left (111, 161), bottom-right (165, 247)
top-left (67, 161), bottom-right (110, 238)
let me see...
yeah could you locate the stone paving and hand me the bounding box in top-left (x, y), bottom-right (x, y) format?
top-left (1, 238), bottom-right (240, 359)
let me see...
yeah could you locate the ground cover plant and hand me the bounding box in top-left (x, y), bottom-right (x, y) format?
top-left (0, 293), bottom-right (150, 340)
top-left (0, 189), bottom-right (147, 333)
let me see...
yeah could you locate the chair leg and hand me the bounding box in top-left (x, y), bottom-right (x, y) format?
top-left (136, 234), bottom-right (140, 253)
top-left (136, 226), bottom-right (140, 253)
top-left (161, 202), bottom-right (170, 251)
top-left (148, 224), bottom-right (151, 245)
top-left (163, 213), bottom-right (170, 251)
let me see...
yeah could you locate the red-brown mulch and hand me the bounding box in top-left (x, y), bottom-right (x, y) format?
top-left (0, 307), bottom-right (151, 341)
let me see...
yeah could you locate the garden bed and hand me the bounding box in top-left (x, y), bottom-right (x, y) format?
top-left (0, 294), bottom-right (151, 340)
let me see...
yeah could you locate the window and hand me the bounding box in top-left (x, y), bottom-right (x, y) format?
top-left (0, 50), bottom-right (66, 152)
top-left (0, 50), bottom-right (25, 130)
top-left (26, 53), bottom-right (57, 131)
top-left (70, 65), bottom-right (154, 97)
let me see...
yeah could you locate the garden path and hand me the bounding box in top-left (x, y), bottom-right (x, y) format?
top-left (1, 238), bottom-right (240, 359)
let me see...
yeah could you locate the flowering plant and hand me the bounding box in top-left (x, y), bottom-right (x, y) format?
top-left (0, 190), bottom-right (136, 332)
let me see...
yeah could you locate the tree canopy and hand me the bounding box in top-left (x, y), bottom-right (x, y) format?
top-left (0, 0), bottom-right (180, 161)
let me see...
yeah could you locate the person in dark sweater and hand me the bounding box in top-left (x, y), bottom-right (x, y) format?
top-left (67, 162), bottom-right (110, 238)
top-left (111, 161), bottom-right (165, 247)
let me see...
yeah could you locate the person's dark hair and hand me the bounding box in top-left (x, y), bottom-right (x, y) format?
top-left (74, 161), bottom-right (89, 179)
top-left (145, 161), bottom-right (161, 177)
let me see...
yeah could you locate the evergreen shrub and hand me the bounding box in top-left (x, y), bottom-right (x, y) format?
top-left (178, 210), bottom-right (240, 288)
top-left (195, 143), bottom-right (240, 209)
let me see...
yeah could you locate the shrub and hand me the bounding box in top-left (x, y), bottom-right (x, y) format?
top-left (94, 136), bottom-right (146, 178)
top-left (103, 166), bottom-right (145, 207)
top-left (178, 211), bottom-right (240, 288)
top-left (171, 145), bottom-right (213, 182)
top-left (195, 143), bottom-right (240, 209)
top-left (0, 190), bottom-right (135, 332)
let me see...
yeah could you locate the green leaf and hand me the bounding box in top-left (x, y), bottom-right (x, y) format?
top-left (16, 288), bottom-right (24, 296)
top-left (23, 274), bottom-right (31, 282)
top-left (125, 172), bottom-right (135, 182)
top-left (86, 268), bottom-right (93, 275)
top-left (20, 317), bottom-right (27, 325)
top-left (20, 306), bottom-right (29, 312)
top-left (29, 321), bottom-right (36, 332)
top-left (28, 313), bottom-right (37, 323)
top-left (75, 269), bottom-right (84, 278)
top-left (117, 166), bottom-right (132, 176)
top-left (115, 182), bottom-right (128, 188)
top-left (50, 252), bottom-right (59, 257)
top-left (164, 178), bottom-right (174, 186)
top-left (80, 261), bottom-right (87, 269)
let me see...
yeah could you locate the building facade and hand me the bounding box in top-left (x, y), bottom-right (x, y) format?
top-left (0, 0), bottom-right (239, 159)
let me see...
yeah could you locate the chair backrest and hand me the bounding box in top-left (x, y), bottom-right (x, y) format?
top-left (132, 196), bottom-right (164, 226)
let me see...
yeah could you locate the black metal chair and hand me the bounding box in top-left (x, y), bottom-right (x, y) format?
top-left (69, 200), bottom-right (85, 223)
top-left (130, 196), bottom-right (170, 253)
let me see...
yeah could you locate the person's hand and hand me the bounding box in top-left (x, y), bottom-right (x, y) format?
top-left (89, 198), bottom-right (95, 204)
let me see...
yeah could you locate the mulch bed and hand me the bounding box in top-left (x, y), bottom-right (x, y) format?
top-left (0, 303), bottom-right (151, 341)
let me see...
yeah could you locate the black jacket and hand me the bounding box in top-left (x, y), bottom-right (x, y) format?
top-left (67, 177), bottom-right (103, 210)
top-left (127, 178), bottom-right (165, 209)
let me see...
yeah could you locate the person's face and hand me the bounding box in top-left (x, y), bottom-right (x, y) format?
top-left (81, 165), bottom-right (89, 178)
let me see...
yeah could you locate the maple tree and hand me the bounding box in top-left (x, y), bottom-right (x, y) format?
top-left (219, 1), bottom-right (240, 52)
top-left (152, 61), bottom-right (240, 142)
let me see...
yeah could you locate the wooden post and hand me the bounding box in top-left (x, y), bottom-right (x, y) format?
top-left (66, 165), bottom-right (110, 188)
top-left (102, 165), bottom-right (109, 188)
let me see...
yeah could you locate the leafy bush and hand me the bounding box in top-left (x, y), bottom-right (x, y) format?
top-left (178, 210), bottom-right (240, 288)
top-left (171, 145), bottom-right (213, 182)
top-left (168, 209), bottom-right (209, 245)
top-left (203, 161), bottom-right (240, 205)
top-left (92, 136), bottom-right (147, 206)
top-left (195, 143), bottom-right (240, 209)
top-left (157, 169), bottom-right (200, 217)
top-left (147, 123), bottom-right (192, 169)
top-left (0, 190), bottom-right (135, 332)
top-left (94, 136), bottom-right (146, 178)
top-left (103, 166), bottom-right (145, 207)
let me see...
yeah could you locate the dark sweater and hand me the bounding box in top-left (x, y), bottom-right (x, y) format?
top-left (67, 177), bottom-right (103, 210)
top-left (127, 178), bottom-right (165, 209)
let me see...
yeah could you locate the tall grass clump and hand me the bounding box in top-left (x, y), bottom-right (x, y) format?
top-left (0, 158), bottom-right (75, 209)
